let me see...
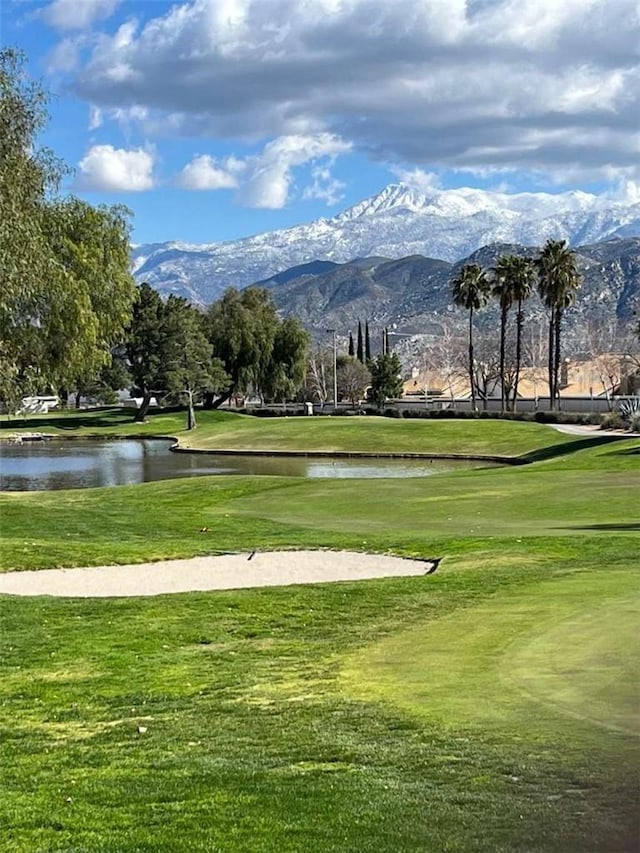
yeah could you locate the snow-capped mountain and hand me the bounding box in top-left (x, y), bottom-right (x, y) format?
top-left (132, 183), bottom-right (640, 305)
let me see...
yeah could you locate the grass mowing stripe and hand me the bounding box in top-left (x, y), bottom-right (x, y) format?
top-left (340, 567), bottom-right (640, 735)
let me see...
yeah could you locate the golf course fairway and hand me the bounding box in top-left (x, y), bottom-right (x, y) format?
top-left (342, 568), bottom-right (639, 736)
top-left (1, 410), bottom-right (638, 852)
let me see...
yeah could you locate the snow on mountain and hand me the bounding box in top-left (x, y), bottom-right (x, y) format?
top-left (133, 183), bottom-right (640, 305)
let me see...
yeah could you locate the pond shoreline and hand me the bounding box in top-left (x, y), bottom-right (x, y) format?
top-left (171, 443), bottom-right (522, 464)
top-left (1, 432), bottom-right (520, 464)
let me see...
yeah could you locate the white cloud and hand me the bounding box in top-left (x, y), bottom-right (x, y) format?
top-left (239, 134), bottom-right (352, 208)
top-left (391, 168), bottom-right (442, 195)
top-left (63, 0), bottom-right (638, 185)
top-left (176, 155), bottom-right (241, 190)
top-left (40, 0), bottom-right (121, 31)
top-left (174, 134), bottom-right (350, 206)
top-left (302, 165), bottom-right (346, 206)
top-left (45, 36), bottom-right (82, 73)
top-left (75, 145), bottom-right (155, 191)
top-left (88, 105), bottom-right (103, 131)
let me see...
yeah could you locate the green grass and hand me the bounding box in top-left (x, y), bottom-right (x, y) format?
top-left (1, 411), bottom-right (639, 851)
top-left (1, 405), bottom-right (591, 457)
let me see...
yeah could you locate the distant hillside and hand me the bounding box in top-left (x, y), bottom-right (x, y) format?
top-left (261, 237), bottom-right (640, 340)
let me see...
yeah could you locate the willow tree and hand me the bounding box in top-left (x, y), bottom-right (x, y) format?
top-left (537, 240), bottom-right (581, 409)
top-left (45, 198), bottom-right (136, 396)
top-left (262, 317), bottom-right (309, 408)
top-left (0, 48), bottom-right (135, 409)
top-left (451, 263), bottom-right (490, 411)
top-left (205, 287), bottom-right (279, 408)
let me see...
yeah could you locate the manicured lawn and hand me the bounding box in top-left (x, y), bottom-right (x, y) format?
top-left (1, 411), bottom-right (638, 851)
top-left (2, 405), bottom-right (588, 457)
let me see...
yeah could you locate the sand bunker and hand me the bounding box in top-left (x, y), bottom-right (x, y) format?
top-left (0, 550), bottom-right (433, 598)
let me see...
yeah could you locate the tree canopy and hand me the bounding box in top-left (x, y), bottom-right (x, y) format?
top-left (368, 353), bottom-right (403, 408)
top-left (0, 48), bottom-right (136, 410)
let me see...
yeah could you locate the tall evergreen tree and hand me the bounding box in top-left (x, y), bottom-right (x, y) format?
top-left (162, 296), bottom-right (227, 429)
top-left (126, 283), bottom-right (167, 422)
top-left (365, 320), bottom-right (371, 361)
top-left (348, 332), bottom-right (355, 357)
top-left (368, 353), bottom-right (403, 409)
top-left (356, 321), bottom-right (364, 363)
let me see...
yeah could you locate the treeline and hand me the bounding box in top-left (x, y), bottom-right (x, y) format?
top-left (2, 49), bottom-right (408, 420)
top-left (128, 284), bottom-right (309, 425)
top-left (0, 49), bottom-right (313, 424)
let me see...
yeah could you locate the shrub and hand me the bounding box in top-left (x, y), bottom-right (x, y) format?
top-left (601, 412), bottom-right (624, 430)
top-left (618, 397), bottom-right (640, 425)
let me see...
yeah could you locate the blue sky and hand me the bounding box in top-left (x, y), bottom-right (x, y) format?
top-left (2, 0), bottom-right (638, 245)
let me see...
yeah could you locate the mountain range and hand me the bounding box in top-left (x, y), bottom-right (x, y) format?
top-left (131, 182), bottom-right (640, 306)
top-left (261, 238), bottom-right (640, 342)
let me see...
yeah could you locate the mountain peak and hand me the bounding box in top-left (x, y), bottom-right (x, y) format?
top-left (336, 183), bottom-right (429, 221)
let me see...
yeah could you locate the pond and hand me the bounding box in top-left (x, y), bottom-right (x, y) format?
top-left (0, 438), bottom-right (498, 491)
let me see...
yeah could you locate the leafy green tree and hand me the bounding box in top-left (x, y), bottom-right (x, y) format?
top-left (206, 287), bottom-right (278, 408)
top-left (44, 198), bottom-right (136, 393)
top-left (536, 240), bottom-right (581, 409)
top-left (368, 353), bottom-right (403, 409)
top-left (126, 284), bottom-right (166, 422)
top-left (71, 349), bottom-right (131, 408)
top-left (262, 317), bottom-right (309, 407)
top-left (337, 355), bottom-right (371, 406)
top-left (492, 255), bottom-right (535, 411)
top-left (0, 49), bottom-right (135, 409)
top-left (1, 48), bottom-right (62, 408)
top-left (451, 263), bottom-right (490, 411)
top-left (161, 296), bottom-right (227, 429)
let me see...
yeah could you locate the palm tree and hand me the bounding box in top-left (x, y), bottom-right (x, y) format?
top-left (492, 256), bottom-right (516, 412)
top-left (536, 240), bottom-right (581, 409)
top-left (492, 254), bottom-right (535, 411)
top-left (451, 263), bottom-right (490, 411)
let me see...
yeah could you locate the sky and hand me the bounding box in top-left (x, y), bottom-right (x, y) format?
top-left (2, 0), bottom-right (639, 245)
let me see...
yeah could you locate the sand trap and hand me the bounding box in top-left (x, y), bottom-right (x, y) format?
top-left (0, 550), bottom-right (434, 598)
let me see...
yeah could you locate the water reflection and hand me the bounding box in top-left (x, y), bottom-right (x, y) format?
top-left (0, 438), bottom-right (494, 491)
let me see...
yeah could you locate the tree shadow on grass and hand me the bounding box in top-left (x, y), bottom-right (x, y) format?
top-left (0, 412), bottom-right (132, 431)
top-left (0, 406), bottom-right (185, 433)
top-left (519, 434), bottom-right (630, 464)
top-left (561, 522), bottom-right (640, 531)
top-left (608, 445), bottom-right (640, 456)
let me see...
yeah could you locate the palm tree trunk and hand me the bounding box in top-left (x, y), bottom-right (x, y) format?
top-left (499, 303), bottom-right (507, 412)
top-left (469, 307), bottom-right (476, 412)
top-left (554, 308), bottom-right (563, 410)
top-left (512, 299), bottom-right (524, 412)
top-left (547, 308), bottom-right (556, 410)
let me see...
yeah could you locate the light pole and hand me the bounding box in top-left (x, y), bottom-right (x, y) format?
top-left (326, 328), bottom-right (337, 410)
